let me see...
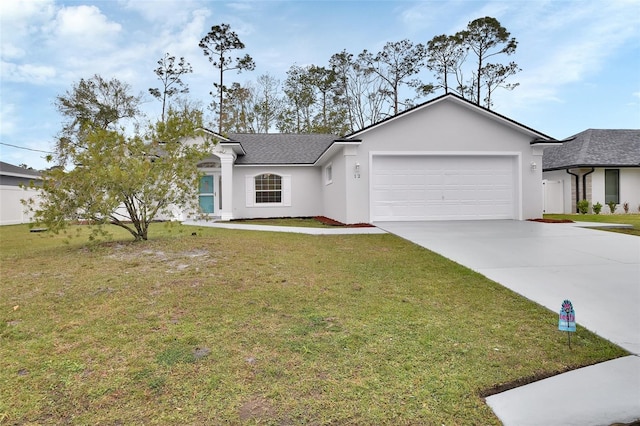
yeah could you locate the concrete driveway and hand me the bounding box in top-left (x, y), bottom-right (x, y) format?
top-left (374, 220), bottom-right (640, 425)
top-left (375, 220), bottom-right (639, 354)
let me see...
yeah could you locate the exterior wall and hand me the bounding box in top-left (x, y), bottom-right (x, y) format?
top-left (340, 99), bottom-right (544, 223)
top-left (543, 168), bottom-right (640, 214)
top-left (231, 165), bottom-right (323, 219)
top-left (592, 168), bottom-right (640, 213)
top-left (321, 151), bottom-right (347, 222)
top-left (543, 170), bottom-right (574, 213)
top-left (0, 185), bottom-right (41, 225)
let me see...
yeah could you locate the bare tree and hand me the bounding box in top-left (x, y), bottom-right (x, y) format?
top-left (359, 40), bottom-right (427, 115)
top-left (149, 53), bottom-right (192, 122)
top-left (458, 16), bottom-right (518, 107)
top-left (199, 23), bottom-right (255, 134)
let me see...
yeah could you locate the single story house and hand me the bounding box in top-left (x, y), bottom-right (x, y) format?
top-left (184, 93), bottom-right (559, 224)
top-left (0, 161), bottom-right (42, 225)
top-left (542, 129), bottom-right (640, 214)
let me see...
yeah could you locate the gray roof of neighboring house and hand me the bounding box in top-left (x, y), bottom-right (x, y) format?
top-left (543, 129), bottom-right (640, 171)
top-left (0, 161), bottom-right (42, 178)
top-left (225, 133), bottom-right (338, 165)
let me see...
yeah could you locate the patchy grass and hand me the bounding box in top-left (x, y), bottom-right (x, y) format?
top-left (0, 223), bottom-right (627, 424)
top-left (544, 214), bottom-right (640, 236)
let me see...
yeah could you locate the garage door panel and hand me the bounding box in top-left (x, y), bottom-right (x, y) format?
top-left (371, 155), bottom-right (517, 221)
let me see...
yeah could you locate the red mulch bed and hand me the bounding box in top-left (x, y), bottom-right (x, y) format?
top-left (314, 216), bottom-right (374, 228)
top-left (527, 218), bottom-right (574, 223)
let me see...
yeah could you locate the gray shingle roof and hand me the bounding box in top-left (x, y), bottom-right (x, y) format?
top-left (225, 133), bottom-right (338, 165)
top-left (543, 129), bottom-right (640, 170)
top-left (0, 161), bottom-right (42, 177)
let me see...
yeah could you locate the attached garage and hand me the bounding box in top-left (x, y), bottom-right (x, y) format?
top-left (370, 154), bottom-right (519, 221)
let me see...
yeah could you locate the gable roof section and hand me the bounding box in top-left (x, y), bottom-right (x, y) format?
top-left (343, 92), bottom-right (555, 142)
top-left (0, 161), bottom-right (42, 179)
top-left (224, 133), bottom-right (338, 165)
top-left (543, 129), bottom-right (640, 170)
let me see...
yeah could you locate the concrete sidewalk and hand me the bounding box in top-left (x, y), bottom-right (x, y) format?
top-left (486, 355), bottom-right (640, 426)
top-left (183, 220), bottom-right (387, 235)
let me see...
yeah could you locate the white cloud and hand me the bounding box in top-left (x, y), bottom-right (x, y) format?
top-left (494, 1), bottom-right (640, 108)
top-left (0, 102), bottom-right (17, 136)
top-left (1, 61), bottom-right (57, 84)
top-left (0, 0), bottom-right (55, 60)
top-left (51, 5), bottom-right (122, 49)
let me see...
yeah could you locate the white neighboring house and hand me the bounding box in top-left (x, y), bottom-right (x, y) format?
top-left (0, 161), bottom-right (42, 225)
top-left (542, 129), bottom-right (640, 214)
top-left (185, 93), bottom-right (559, 224)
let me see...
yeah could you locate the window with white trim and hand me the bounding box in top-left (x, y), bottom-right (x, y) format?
top-left (605, 169), bottom-right (619, 204)
top-left (255, 173), bottom-right (282, 203)
top-left (325, 163), bottom-right (333, 185)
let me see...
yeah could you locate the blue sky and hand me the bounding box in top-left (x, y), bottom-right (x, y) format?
top-left (1, 0), bottom-right (639, 170)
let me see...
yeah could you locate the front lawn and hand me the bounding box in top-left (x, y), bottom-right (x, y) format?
top-left (544, 213), bottom-right (640, 236)
top-left (0, 223), bottom-right (627, 424)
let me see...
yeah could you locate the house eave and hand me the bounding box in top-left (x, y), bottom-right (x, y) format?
top-left (314, 139), bottom-right (363, 165)
top-left (344, 93), bottom-right (554, 141)
top-left (543, 164), bottom-right (640, 172)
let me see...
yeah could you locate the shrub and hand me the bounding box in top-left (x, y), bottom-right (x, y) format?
top-left (592, 202), bottom-right (603, 215)
top-left (577, 199), bottom-right (589, 214)
top-left (623, 202), bottom-right (629, 213)
top-left (607, 201), bottom-right (617, 214)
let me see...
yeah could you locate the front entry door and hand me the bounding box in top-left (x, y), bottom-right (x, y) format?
top-left (199, 175), bottom-right (215, 214)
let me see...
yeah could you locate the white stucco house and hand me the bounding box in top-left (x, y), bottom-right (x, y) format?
top-left (0, 161), bottom-right (42, 225)
top-left (542, 129), bottom-right (640, 214)
top-left (185, 93), bottom-right (559, 224)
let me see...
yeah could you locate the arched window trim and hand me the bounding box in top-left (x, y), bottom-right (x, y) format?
top-left (245, 173), bottom-right (291, 207)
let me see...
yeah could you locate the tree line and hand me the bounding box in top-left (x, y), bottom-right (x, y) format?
top-left (25, 15), bottom-right (520, 241)
top-left (178, 16), bottom-right (520, 135)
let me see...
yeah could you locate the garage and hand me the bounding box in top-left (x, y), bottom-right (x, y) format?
top-left (371, 154), bottom-right (518, 221)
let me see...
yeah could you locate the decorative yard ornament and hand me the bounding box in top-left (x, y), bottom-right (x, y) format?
top-left (558, 299), bottom-right (576, 348)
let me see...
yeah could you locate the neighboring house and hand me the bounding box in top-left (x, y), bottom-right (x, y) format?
top-left (542, 129), bottom-right (640, 214)
top-left (183, 93), bottom-right (559, 224)
top-left (0, 161), bottom-right (42, 225)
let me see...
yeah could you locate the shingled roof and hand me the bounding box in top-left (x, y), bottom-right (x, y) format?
top-left (0, 161), bottom-right (42, 178)
top-left (543, 129), bottom-right (640, 171)
top-left (225, 133), bottom-right (338, 165)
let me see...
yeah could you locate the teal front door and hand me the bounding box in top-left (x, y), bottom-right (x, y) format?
top-left (199, 175), bottom-right (215, 214)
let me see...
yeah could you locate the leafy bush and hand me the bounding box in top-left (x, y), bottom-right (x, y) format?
top-left (577, 199), bottom-right (589, 214)
top-left (607, 201), bottom-right (617, 214)
top-left (592, 202), bottom-right (603, 215)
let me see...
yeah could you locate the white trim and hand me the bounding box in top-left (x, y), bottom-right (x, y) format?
top-left (369, 151), bottom-right (522, 222)
top-left (349, 94), bottom-right (551, 140)
top-left (325, 163), bottom-right (333, 185)
top-left (245, 172), bottom-right (292, 207)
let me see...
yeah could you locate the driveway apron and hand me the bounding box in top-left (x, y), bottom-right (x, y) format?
top-left (374, 220), bottom-right (640, 425)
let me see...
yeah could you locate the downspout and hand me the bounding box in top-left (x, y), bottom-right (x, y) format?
top-left (582, 168), bottom-right (595, 202)
top-left (566, 169), bottom-right (580, 213)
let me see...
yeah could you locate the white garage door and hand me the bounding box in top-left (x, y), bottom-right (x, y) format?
top-left (371, 155), bottom-right (517, 221)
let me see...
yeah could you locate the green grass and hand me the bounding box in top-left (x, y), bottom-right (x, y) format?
top-left (544, 213), bottom-right (640, 236)
top-left (0, 223), bottom-right (627, 424)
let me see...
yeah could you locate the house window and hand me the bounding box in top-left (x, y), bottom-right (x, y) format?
top-left (325, 164), bottom-right (333, 185)
top-left (255, 173), bottom-right (282, 204)
top-left (199, 175), bottom-right (214, 214)
top-left (604, 169), bottom-right (619, 204)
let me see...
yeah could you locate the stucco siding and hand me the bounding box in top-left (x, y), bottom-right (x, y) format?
top-left (344, 99), bottom-right (543, 222)
top-left (231, 166), bottom-right (322, 219)
top-left (592, 168), bottom-right (640, 213)
top-left (1, 185), bottom-right (41, 225)
top-left (321, 151), bottom-right (347, 223)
